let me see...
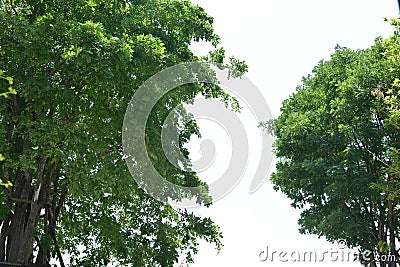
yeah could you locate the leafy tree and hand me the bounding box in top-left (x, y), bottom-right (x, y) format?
top-left (269, 19), bottom-right (400, 266)
top-left (0, 0), bottom-right (243, 266)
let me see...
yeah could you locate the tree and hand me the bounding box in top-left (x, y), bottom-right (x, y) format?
top-left (269, 19), bottom-right (400, 266)
top-left (0, 0), bottom-right (243, 266)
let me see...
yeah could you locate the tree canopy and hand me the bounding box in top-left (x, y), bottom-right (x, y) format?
top-left (270, 18), bottom-right (400, 266)
top-left (0, 0), bottom-right (245, 266)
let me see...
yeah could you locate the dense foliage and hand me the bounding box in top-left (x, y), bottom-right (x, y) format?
top-left (0, 0), bottom-right (245, 266)
top-left (0, 70), bottom-right (14, 187)
top-left (270, 19), bottom-right (400, 266)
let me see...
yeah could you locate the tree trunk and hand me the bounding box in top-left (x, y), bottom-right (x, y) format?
top-left (7, 170), bottom-right (34, 264)
top-left (1, 158), bottom-right (65, 265)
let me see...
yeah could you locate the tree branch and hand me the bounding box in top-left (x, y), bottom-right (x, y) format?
top-left (47, 208), bottom-right (65, 267)
top-left (352, 130), bottom-right (390, 168)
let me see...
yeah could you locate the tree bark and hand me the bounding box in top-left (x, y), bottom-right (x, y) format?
top-left (0, 212), bottom-right (12, 261)
top-left (7, 169), bottom-right (32, 263)
top-left (16, 156), bottom-right (47, 264)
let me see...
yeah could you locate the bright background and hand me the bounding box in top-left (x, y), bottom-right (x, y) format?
top-left (183, 1), bottom-right (399, 266)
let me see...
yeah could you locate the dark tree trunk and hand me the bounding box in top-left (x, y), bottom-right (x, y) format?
top-left (2, 164), bottom-right (65, 265)
top-left (1, 94), bottom-right (66, 265)
top-left (7, 174), bottom-right (35, 263)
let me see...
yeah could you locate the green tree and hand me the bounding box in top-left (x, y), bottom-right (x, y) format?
top-left (0, 0), bottom-right (243, 266)
top-left (269, 19), bottom-right (400, 266)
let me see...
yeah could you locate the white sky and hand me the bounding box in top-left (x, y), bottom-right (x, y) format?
top-left (182, 1), bottom-right (399, 267)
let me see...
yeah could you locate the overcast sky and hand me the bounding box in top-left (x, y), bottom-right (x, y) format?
top-left (181, 1), bottom-right (399, 267)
